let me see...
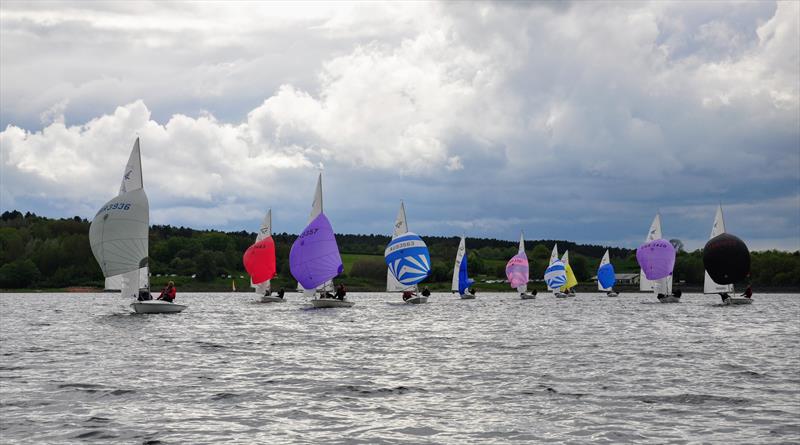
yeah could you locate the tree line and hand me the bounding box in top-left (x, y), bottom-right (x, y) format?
top-left (1, 210), bottom-right (798, 289)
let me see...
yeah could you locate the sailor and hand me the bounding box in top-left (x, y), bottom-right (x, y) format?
top-left (277, 288), bottom-right (285, 299)
top-left (421, 286), bottom-right (431, 297)
top-left (468, 287), bottom-right (476, 296)
top-left (673, 289), bottom-right (682, 298)
top-left (656, 293), bottom-right (666, 301)
top-left (335, 283), bottom-right (347, 300)
top-left (402, 290), bottom-right (416, 301)
top-left (138, 289), bottom-right (153, 301)
top-left (157, 281), bottom-right (176, 303)
top-left (720, 292), bottom-right (731, 303)
top-left (741, 285), bottom-right (753, 299)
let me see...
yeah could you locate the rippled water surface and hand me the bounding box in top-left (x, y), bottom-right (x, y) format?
top-left (1, 292), bottom-right (798, 444)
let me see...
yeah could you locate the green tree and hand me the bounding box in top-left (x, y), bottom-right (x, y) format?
top-left (195, 252), bottom-right (217, 281)
top-left (0, 259), bottom-right (41, 288)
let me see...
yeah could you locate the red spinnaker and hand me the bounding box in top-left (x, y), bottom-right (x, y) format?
top-left (243, 237), bottom-right (276, 284)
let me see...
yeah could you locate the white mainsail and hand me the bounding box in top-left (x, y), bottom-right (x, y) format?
top-left (703, 205), bottom-right (735, 294)
top-left (547, 243), bottom-right (560, 291)
top-left (300, 173), bottom-right (333, 294)
top-left (252, 209), bottom-right (273, 295)
top-left (516, 232), bottom-right (527, 293)
top-left (451, 236), bottom-right (467, 292)
top-left (89, 139), bottom-right (149, 300)
top-left (105, 138), bottom-right (148, 292)
top-left (639, 214), bottom-right (673, 293)
top-left (387, 201), bottom-right (413, 292)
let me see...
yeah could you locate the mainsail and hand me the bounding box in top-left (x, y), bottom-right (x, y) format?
top-left (597, 250), bottom-right (616, 291)
top-left (451, 236), bottom-right (474, 295)
top-left (89, 139), bottom-right (149, 301)
top-left (703, 205), bottom-right (736, 294)
top-left (290, 175), bottom-right (343, 291)
top-left (505, 232), bottom-right (529, 293)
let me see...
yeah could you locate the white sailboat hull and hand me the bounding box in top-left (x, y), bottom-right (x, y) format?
top-left (260, 295), bottom-right (286, 303)
top-left (404, 296), bottom-right (428, 304)
top-left (520, 293), bottom-right (536, 300)
top-left (131, 301), bottom-right (187, 313)
top-left (605, 292), bottom-right (619, 297)
top-left (311, 298), bottom-right (355, 308)
top-left (458, 294), bottom-right (475, 300)
top-left (658, 295), bottom-right (681, 303)
top-left (554, 292), bottom-right (569, 298)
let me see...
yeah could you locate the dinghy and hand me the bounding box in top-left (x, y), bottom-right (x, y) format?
top-left (560, 250), bottom-right (578, 297)
top-left (637, 215), bottom-right (678, 303)
top-left (507, 232), bottom-right (535, 299)
top-left (244, 210), bottom-right (284, 303)
top-left (637, 214), bottom-right (679, 303)
top-left (452, 236), bottom-right (476, 299)
top-left (290, 173), bottom-right (352, 308)
top-left (597, 250), bottom-right (618, 297)
top-left (385, 202), bottom-right (431, 304)
top-left (545, 244), bottom-right (569, 298)
top-left (703, 205), bottom-right (753, 306)
top-left (89, 138), bottom-right (186, 314)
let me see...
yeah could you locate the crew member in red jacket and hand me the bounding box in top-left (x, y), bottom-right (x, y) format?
top-left (158, 281), bottom-right (177, 303)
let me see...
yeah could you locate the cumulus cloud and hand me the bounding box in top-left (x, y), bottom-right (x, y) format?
top-left (1, 1), bottom-right (797, 250)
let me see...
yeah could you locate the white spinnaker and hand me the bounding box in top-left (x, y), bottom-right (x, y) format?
top-left (252, 209), bottom-right (273, 294)
top-left (387, 201), bottom-right (414, 292)
top-left (105, 268), bottom-right (148, 291)
top-left (639, 214), bottom-right (672, 292)
top-left (90, 188), bottom-right (149, 281)
top-left (598, 250), bottom-right (612, 291)
top-left (703, 205), bottom-right (735, 294)
top-left (451, 236), bottom-right (467, 292)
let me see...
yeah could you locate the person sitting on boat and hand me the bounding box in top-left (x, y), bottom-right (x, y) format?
top-left (656, 293), bottom-right (666, 301)
top-left (322, 291), bottom-right (334, 299)
top-left (335, 284), bottom-right (347, 300)
top-left (468, 287), bottom-right (476, 296)
top-left (673, 289), bottom-right (682, 298)
top-left (137, 289), bottom-right (153, 301)
top-left (277, 288), bottom-right (285, 299)
top-left (402, 290), bottom-right (416, 301)
top-left (157, 281), bottom-right (176, 303)
top-left (421, 287), bottom-right (431, 297)
top-left (741, 285), bottom-right (752, 299)
top-left (720, 292), bottom-right (731, 302)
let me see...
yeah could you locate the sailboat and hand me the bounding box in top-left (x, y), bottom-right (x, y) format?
top-left (597, 250), bottom-right (618, 296)
top-left (452, 236), bottom-right (476, 299)
top-left (506, 232), bottom-right (535, 299)
top-left (638, 214), bottom-right (677, 302)
top-left (703, 205), bottom-right (753, 305)
top-left (289, 173), bottom-right (351, 308)
top-left (89, 138), bottom-right (186, 314)
top-left (385, 202), bottom-right (431, 304)
top-left (545, 244), bottom-right (568, 298)
top-left (559, 250), bottom-right (578, 297)
top-left (244, 210), bottom-right (281, 302)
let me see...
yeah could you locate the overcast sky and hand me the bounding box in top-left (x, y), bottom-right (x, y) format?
top-left (1, 1), bottom-right (798, 251)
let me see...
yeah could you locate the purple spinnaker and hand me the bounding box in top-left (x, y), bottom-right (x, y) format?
top-left (505, 254), bottom-right (529, 288)
top-left (289, 213), bottom-right (343, 289)
top-left (636, 239), bottom-right (676, 280)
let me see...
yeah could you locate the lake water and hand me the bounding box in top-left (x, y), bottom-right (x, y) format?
top-left (1, 292), bottom-right (798, 444)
